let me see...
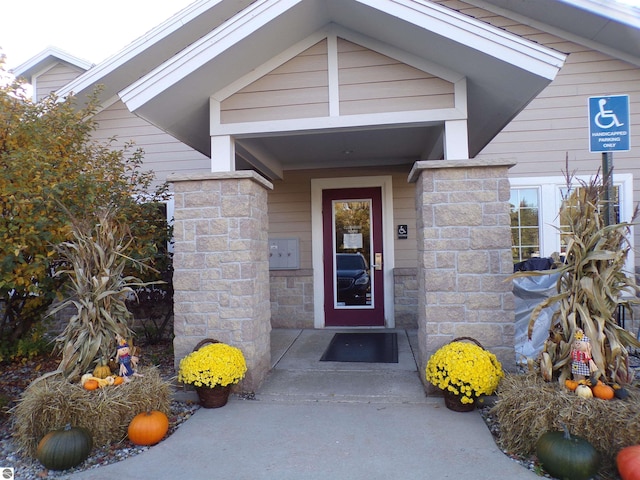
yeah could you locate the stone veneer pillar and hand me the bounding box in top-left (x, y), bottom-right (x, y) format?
top-left (169, 171), bottom-right (273, 392)
top-left (408, 159), bottom-right (517, 389)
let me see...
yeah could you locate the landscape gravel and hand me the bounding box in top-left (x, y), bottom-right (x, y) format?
top-left (0, 400), bottom-right (199, 480)
top-left (2, 345), bottom-right (638, 479)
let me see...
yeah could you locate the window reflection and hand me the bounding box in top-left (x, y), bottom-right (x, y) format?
top-left (333, 200), bottom-right (372, 307)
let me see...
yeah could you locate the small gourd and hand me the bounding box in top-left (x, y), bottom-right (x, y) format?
top-left (617, 445), bottom-right (640, 480)
top-left (575, 384), bottom-right (593, 399)
top-left (112, 375), bottom-right (124, 386)
top-left (592, 382), bottom-right (615, 400)
top-left (83, 379), bottom-right (99, 391)
top-left (36, 424), bottom-right (93, 470)
top-left (128, 410), bottom-right (169, 446)
top-left (92, 357), bottom-right (112, 379)
top-left (536, 424), bottom-right (600, 480)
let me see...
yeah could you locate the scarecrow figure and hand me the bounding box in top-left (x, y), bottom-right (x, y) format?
top-left (115, 334), bottom-right (142, 381)
top-left (570, 329), bottom-right (598, 381)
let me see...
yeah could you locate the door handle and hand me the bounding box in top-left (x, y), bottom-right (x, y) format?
top-left (373, 252), bottom-right (383, 270)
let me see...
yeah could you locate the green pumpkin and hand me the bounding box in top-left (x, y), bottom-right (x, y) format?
top-left (536, 426), bottom-right (600, 480)
top-left (36, 424), bottom-right (93, 471)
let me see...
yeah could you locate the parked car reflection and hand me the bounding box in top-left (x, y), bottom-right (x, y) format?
top-left (336, 253), bottom-right (370, 305)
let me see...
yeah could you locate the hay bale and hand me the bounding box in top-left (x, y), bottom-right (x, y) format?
top-left (12, 366), bottom-right (172, 456)
top-left (491, 373), bottom-right (640, 476)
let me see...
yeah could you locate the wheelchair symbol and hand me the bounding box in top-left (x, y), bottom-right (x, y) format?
top-left (595, 98), bottom-right (624, 129)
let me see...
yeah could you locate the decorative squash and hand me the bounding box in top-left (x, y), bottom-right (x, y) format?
top-left (36, 424), bottom-right (93, 471)
top-left (112, 375), bottom-right (124, 386)
top-left (565, 379), bottom-right (579, 391)
top-left (128, 410), bottom-right (169, 446)
top-left (83, 379), bottom-right (99, 391)
top-left (614, 384), bottom-right (629, 400)
top-left (575, 384), bottom-right (593, 399)
top-left (93, 357), bottom-right (112, 379)
top-left (592, 382), bottom-right (615, 400)
top-left (617, 445), bottom-right (640, 480)
top-left (536, 425), bottom-right (600, 480)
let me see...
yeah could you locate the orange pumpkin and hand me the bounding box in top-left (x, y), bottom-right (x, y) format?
top-left (127, 411), bottom-right (169, 446)
top-left (564, 379), bottom-right (579, 391)
top-left (113, 376), bottom-right (124, 386)
top-left (592, 382), bottom-right (615, 400)
top-left (617, 445), bottom-right (640, 480)
top-left (83, 379), bottom-right (99, 391)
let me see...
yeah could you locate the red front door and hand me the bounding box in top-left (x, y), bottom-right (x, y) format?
top-left (322, 187), bottom-right (384, 327)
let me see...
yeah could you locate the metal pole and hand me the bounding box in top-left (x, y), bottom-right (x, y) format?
top-left (602, 151), bottom-right (614, 226)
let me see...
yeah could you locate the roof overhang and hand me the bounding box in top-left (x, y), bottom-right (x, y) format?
top-left (54, 0), bottom-right (255, 106)
top-left (477, 0), bottom-right (640, 64)
top-left (58, 0), bottom-right (567, 170)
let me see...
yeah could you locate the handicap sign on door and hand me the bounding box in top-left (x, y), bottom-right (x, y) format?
top-left (588, 95), bottom-right (630, 152)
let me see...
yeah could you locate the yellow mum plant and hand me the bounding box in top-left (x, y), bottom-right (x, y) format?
top-left (425, 340), bottom-right (504, 404)
top-left (178, 343), bottom-right (247, 388)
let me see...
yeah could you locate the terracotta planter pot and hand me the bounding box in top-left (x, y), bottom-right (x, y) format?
top-left (442, 389), bottom-right (475, 412)
top-left (195, 384), bottom-right (232, 408)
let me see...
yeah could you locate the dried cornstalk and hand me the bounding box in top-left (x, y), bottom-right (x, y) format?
top-left (514, 170), bottom-right (640, 385)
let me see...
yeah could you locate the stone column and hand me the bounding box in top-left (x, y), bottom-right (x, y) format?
top-left (408, 159), bottom-right (516, 387)
top-left (169, 171), bottom-right (273, 392)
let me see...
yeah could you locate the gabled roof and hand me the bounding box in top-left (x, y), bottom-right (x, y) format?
top-left (12, 47), bottom-right (93, 83)
top-left (39, 1), bottom-right (639, 168)
top-left (116, 0), bottom-right (565, 161)
top-left (39, 0), bottom-right (638, 168)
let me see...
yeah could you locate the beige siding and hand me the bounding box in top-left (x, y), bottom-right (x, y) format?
top-left (35, 63), bottom-right (85, 101)
top-left (268, 166), bottom-right (417, 270)
top-left (437, 0), bottom-right (640, 261)
top-left (337, 38), bottom-right (454, 115)
top-left (92, 101), bottom-right (210, 185)
top-left (221, 40), bottom-right (330, 123)
top-left (221, 37), bottom-right (455, 124)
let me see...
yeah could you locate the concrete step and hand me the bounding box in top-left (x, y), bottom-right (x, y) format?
top-left (255, 369), bottom-right (428, 404)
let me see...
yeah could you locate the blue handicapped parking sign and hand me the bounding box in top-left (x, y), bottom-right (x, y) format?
top-left (589, 95), bottom-right (630, 152)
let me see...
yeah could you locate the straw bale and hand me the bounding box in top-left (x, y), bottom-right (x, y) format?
top-left (12, 366), bottom-right (172, 456)
top-left (491, 373), bottom-right (640, 476)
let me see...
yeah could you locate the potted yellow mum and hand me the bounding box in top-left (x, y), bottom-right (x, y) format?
top-left (425, 337), bottom-right (503, 411)
top-left (178, 339), bottom-right (247, 408)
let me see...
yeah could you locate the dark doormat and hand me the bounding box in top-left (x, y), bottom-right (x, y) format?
top-left (320, 332), bottom-right (398, 363)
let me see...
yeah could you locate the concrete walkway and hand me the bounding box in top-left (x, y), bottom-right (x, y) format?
top-left (68, 329), bottom-right (539, 480)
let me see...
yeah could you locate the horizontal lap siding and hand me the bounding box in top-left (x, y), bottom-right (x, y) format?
top-left (268, 167), bottom-right (416, 270)
top-left (269, 171), bottom-right (313, 269)
top-left (35, 63), bottom-right (85, 101)
top-left (436, 0), bottom-right (640, 255)
top-left (337, 39), bottom-right (454, 115)
top-left (92, 101), bottom-right (209, 185)
top-left (221, 40), bottom-right (329, 123)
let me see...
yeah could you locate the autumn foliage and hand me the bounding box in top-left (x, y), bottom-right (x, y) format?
top-left (0, 61), bottom-right (171, 358)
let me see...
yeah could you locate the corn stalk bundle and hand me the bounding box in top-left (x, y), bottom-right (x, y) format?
top-left (514, 172), bottom-right (640, 385)
top-left (48, 208), bottom-right (154, 380)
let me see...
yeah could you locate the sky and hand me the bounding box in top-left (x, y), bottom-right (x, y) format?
top-left (1, 0), bottom-right (639, 73)
top-left (0, 0), bottom-right (195, 71)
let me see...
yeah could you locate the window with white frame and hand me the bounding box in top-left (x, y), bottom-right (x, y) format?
top-left (509, 174), bottom-right (634, 269)
top-left (558, 185), bottom-right (620, 256)
top-left (510, 187), bottom-right (540, 262)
